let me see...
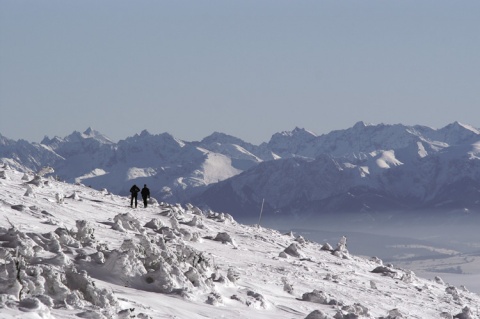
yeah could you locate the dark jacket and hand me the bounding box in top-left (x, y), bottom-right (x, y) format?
top-left (141, 187), bottom-right (150, 198)
top-left (130, 185), bottom-right (140, 194)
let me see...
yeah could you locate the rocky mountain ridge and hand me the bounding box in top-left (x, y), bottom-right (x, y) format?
top-left (2, 122), bottom-right (480, 222)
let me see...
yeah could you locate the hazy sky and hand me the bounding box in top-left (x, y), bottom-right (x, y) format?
top-left (1, 1), bottom-right (479, 144)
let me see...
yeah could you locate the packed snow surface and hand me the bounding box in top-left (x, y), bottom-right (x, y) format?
top-left (0, 166), bottom-right (479, 319)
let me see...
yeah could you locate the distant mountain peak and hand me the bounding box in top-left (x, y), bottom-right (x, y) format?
top-left (285, 127), bottom-right (317, 137)
top-left (125, 131), bottom-right (186, 148)
top-left (78, 128), bottom-right (114, 144)
top-left (139, 129), bottom-right (151, 137)
top-left (0, 133), bottom-right (13, 146)
top-left (352, 121), bottom-right (374, 129)
top-left (270, 127), bottom-right (317, 143)
top-left (447, 121), bottom-right (480, 135)
top-left (207, 131), bottom-right (231, 138)
top-left (83, 127), bottom-right (95, 136)
top-left (39, 128), bottom-right (114, 148)
top-left (201, 131), bottom-right (248, 146)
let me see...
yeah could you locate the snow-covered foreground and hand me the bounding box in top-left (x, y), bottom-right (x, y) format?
top-left (1, 167), bottom-right (479, 318)
top-left (282, 228), bottom-right (480, 295)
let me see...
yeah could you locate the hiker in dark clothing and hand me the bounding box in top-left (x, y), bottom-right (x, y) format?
top-left (130, 184), bottom-right (140, 208)
top-left (141, 184), bottom-right (150, 208)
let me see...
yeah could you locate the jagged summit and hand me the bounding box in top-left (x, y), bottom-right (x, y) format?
top-left (273, 127), bottom-right (317, 139)
top-left (265, 127), bottom-right (318, 158)
top-left (79, 127), bottom-right (114, 144)
top-left (83, 126), bottom-right (96, 136)
top-left (0, 133), bottom-right (13, 146)
top-left (446, 121), bottom-right (479, 133)
top-left (138, 129), bottom-right (151, 137)
top-left (123, 130), bottom-right (186, 148)
top-left (429, 122), bottom-right (480, 146)
top-left (40, 135), bottom-right (62, 146)
top-left (201, 131), bottom-right (249, 146)
top-left (352, 120), bottom-right (373, 129)
top-left (41, 127), bottom-right (114, 146)
top-left (441, 121), bottom-right (480, 136)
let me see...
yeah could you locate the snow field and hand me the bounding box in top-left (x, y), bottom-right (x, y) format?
top-left (0, 167), bottom-right (479, 318)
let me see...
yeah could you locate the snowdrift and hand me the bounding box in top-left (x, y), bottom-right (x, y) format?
top-left (0, 165), bottom-right (479, 318)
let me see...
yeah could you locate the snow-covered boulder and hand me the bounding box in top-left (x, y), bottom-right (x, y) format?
top-left (170, 216), bottom-right (180, 231)
top-left (340, 303), bottom-right (370, 317)
top-left (24, 185), bottom-right (35, 197)
top-left (400, 269), bottom-right (416, 284)
top-left (371, 266), bottom-right (397, 278)
top-left (445, 286), bottom-right (461, 301)
top-left (206, 292), bottom-right (223, 306)
top-left (55, 192), bottom-right (64, 204)
top-left (75, 220), bottom-right (96, 246)
top-left (207, 211), bottom-right (236, 224)
top-left (302, 290), bottom-right (329, 304)
top-left (440, 312), bottom-right (453, 319)
top-left (213, 232), bottom-right (236, 246)
top-left (26, 175), bottom-right (43, 187)
top-left (434, 275), bottom-right (445, 285)
top-left (66, 191), bottom-right (81, 200)
top-left (282, 277), bottom-right (294, 294)
top-left (181, 215), bottom-right (203, 228)
top-left (144, 218), bottom-right (164, 230)
top-left (305, 310), bottom-right (329, 319)
top-left (295, 235), bottom-right (306, 244)
top-left (284, 243), bottom-right (303, 258)
top-left (321, 243), bottom-right (333, 251)
top-left (379, 308), bottom-right (405, 319)
top-left (112, 213), bottom-right (143, 233)
top-left (11, 204), bottom-right (27, 212)
top-left (65, 267), bottom-right (118, 310)
top-left (37, 166), bottom-right (54, 177)
top-left (279, 251), bottom-right (288, 258)
top-left (454, 306), bottom-right (475, 319)
top-left (17, 297), bottom-right (52, 317)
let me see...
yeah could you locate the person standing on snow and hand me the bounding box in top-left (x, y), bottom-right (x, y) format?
top-left (141, 184), bottom-right (150, 208)
top-left (130, 184), bottom-right (140, 208)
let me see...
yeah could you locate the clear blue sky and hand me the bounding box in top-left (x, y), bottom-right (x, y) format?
top-left (1, 1), bottom-right (479, 144)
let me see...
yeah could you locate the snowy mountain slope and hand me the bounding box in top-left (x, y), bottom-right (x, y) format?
top-left (193, 145), bottom-right (480, 221)
top-left (0, 134), bottom-right (63, 173)
top-left (198, 131), bottom-right (267, 161)
top-left (195, 132), bottom-right (263, 171)
top-left (36, 129), bottom-right (251, 203)
top-left (193, 123), bottom-right (480, 220)
top-left (260, 127), bottom-right (318, 158)
top-left (1, 166), bottom-right (479, 319)
top-left (41, 128), bottom-right (117, 180)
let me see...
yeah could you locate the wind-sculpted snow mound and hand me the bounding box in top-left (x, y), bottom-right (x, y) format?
top-left (0, 226), bottom-right (120, 318)
top-left (0, 208), bottom-right (216, 317)
top-left (80, 222), bottom-right (213, 296)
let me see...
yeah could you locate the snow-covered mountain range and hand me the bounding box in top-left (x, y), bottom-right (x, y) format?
top-left (194, 122), bottom-right (480, 222)
top-left (1, 166), bottom-right (479, 318)
top-left (2, 122), bottom-right (480, 223)
top-left (1, 128), bottom-right (269, 203)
